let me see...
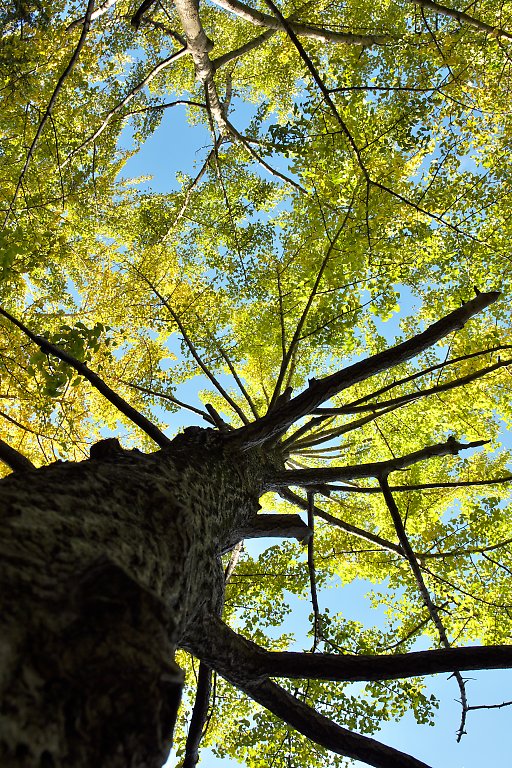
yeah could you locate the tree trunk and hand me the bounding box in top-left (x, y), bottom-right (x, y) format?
top-left (0, 428), bottom-right (271, 768)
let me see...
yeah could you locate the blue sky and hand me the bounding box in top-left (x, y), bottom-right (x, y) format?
top-left (119, 106), bottom-right (512, 768)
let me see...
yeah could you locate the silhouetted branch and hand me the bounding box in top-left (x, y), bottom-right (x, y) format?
top-left (268, 437), bottom-right (487, 490)
top-left (181, 662), bottom-right (213, 768)
top-left (314, 357), bottom-right (512, 415)
top-left (228, 290), bottom-right (500, 447)
top-left (119, 379), bottom-right (216, 424)
top-left (0, 438), bottom-right (35, 472)
top-left (307, 492), bottom-right (321, 649)
top-left (279, 488), bottom-right (403, 556)
top-left (0, 307), bottom-right (171, 448)
top-left (378, 476), bottom-right (468, 741)
top-left (327, 476), bottom-right (512, 493)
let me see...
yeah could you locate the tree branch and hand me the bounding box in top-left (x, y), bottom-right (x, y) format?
top-left (228, 290), bottom-right (500, 447)
top-left (210, 0), bottom-right (392, 45)
top-left (408, 0), bottom-right (512, 41)
top-left (267, 437), bottom-right (487, 490)
top-left (187, 616), bottom-right (432, 768)
top-left (0, 438), bottom-right (36, 472)
top-left (221, 513), bottom-right (312, 552)
top-left (66, 0), bottom-right (117, 30)
top-left (181, 662), bottom-right (213, 768)
top-left (0, 307), bottom-right (171, 448)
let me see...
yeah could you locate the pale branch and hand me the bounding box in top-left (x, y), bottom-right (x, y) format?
top-left (4, 0), bottom-right (95, 226)
top-left (267, 437), bottom-right (487, 490)
top-left (408, 0), bottom-right (512, 41)
top-left (62, 48), bottom-right (188, 168)
top-left (212, 28), bottom-right (276, 69)
top-left (228, 290), bottom-right (500, 447)
top-left (134, 271), bottom-right (250, 425)
top-left (279, 488), bottom-right (403, 557)
top-left (66, 0), bottom-right (117, 30)
top-left (118, 379), bottom-right (216, 425)
top-left (0, 307), bottom-right (171, 449)
top-left (314, 357), bottom-right (512, 415)
top-left (327, 476), bottom-right (512, 494)
top-left (378, 476), bottom-right (468, 741)
top-left (181, 662), bottom-right (213, 768)
top-left (189, 616), bottom-right (432, 768)
top-left (210, 0), bottom-right (392, 45)
top-left (173, 0), bottom-right (306, 193)
top-left (224, 540), bottom-right (244, 582)
top-left (0, 438), bottom-right (36, 472)
top-left (340, 345), bottom-right (512, 412)
top-left (269, 209), bottom-right (351, 411)
top-left (307, 492), bottom-right (321, 649)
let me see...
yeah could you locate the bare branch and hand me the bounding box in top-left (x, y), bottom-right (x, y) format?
top-left (378, 476), bottom-right (468, 741)
top-left (131, 0), bottom-right (159, 29)
top-left (315, 357), bottom-right (512, 415)
top-left (182, 662), bottom-right (213, 768)
top-left (0, 307), bottom-right (171, 448)
top-left (210, 0), bottom-right (392, 45)
top-left (227, 290), bottom-right (500, 447)
top-left (267, 437), bottom-right (487, 490)
top-left (66, 0), bottom-right (117, 31)
top-left (118, 379), bottom-right (216, 425)
top-left (0, 438), bottom-right (36, 472)
top-left (339, 345), bottom-right (512, 413)
top-left (327, 476), bottom-right (512, 494)
top-left (307, 492), bottom-right (321, 649)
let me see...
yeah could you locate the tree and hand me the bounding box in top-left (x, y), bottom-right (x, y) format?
top-left (1, 2), bottom-right (512, 768)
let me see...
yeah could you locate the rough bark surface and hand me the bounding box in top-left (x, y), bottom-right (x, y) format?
top-left (0, 428), bottom-right (280, 768)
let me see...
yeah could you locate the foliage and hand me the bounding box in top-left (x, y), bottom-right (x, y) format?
top-left (1, 0), bottom-right (512, 766)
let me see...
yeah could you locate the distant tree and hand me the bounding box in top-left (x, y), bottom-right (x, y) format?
top-left (1, 2), bottom-right (512, 768)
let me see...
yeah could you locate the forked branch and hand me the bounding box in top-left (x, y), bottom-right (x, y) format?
top-left (228, 290), bottom-right (500, 447)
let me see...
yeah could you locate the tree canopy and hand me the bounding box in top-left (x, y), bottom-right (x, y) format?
top-left (1, 1), bottom-right (512, 767)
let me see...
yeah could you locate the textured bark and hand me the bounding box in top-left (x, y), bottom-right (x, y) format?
top-left (0, 428), bottom-right (278, 768)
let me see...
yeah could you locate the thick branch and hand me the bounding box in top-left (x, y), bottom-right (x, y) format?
top-left (187, 616), bottom-right (432, 768)
top-left (211, 0), bottom-right (391, 45)
top-left (67, 0), bottom-right (117, 30)
top-left (221, 513), bottom-right (312, 552)
top-left (267, 437), bottom-right (486, 490)
top-left (0, 307), bottom-right (171, 448)
top-left (0, 438), bottom-right (36, 472)
top-left (260, 644), bottom-right (512, 682)
top-left (228, 291), bottom-right (500, 447)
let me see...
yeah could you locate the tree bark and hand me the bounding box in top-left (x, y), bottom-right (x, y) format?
top-left (0, 428), bottom-right (274, 768)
